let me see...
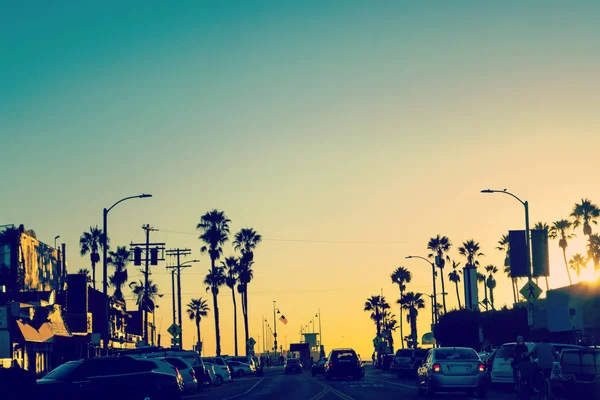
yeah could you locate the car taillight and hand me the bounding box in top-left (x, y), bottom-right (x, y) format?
top-left (432, 363), bottom-right (441, 373)
top-left (328, 362), bottom-right (333, 368)
top-left (478, 363), bottom-right (485, 372)
top-left (175, 367), bottom-right (183, 382)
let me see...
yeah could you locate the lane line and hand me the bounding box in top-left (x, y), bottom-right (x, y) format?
top-left (309, 386), bottom-right (330, 400)
top-left (221, 378), bottom-right (264, 400)
top-left (314, 379), bottom-right (356, 400)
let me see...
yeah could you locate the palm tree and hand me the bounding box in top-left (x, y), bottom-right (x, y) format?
top-left (458, 239), bottom-right (484, 268)
top-left (390, 266), bottom-right (412, 348)
top-left (571, 198), bottom-right (600, 237)
top-left (187, 298), bottom-right (210, 355)
top-left (586, 234), bottom-right (600, 276)
top-left (79, 226), bottom-right (107, 290)
top-left (399, 292), bottom-right (425, 349)
top-left (129, 279), bottom-right (160, 311)
top-left (222, 256), bottom-right (240, 356)
top-left (77, 268), bottom-right (91, 282)
top-left (364, 295), bottom-right (390, 337)
top-left (484, 265), bottom-right (498, 310)
top-left (382, 311), bottom-right (398, 353)
top-left (568, 254), bottom-right (587, 281)
top-left (197, 209), bottom-right (231, 357)
top-left (233, 227), bottom-right (262, 355)
top-left (533, 222), bottom-right (550, 232)
top-left (448, 261), bottom-right (462, 309)
top-left (108, 246), bottom-right (130, 302)
top-left (497, 234), bottom-right (518, 305)
top-left (477, 272), bottom-right (488, 309)
top-left (549, 220), bottom-right (575, 286)
top-left (427, 235), bottom-right (452, 314)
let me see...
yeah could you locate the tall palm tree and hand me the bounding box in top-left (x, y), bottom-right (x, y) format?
top-left (549, 220), bottom-right (575, 286)
top-left (79, 226), bottom-right (107, 290)
top-left (129, 279), bottom-right (160, 311)
top-left (381, 311), bottom-right (398, 354)
top-left (222, 256), bottom-right (240, 356)
top-left (364, 295), bottom-right (390, 337)
top-left (390, 266), bottom-right (412, 348)
top-left (108, 246), bottom-right (130, 302)
top-left (484, 265), bottom-right (498, 310)
top-left (458, 240), bottom-right (484, 268)
top-left (233, 227), bottom-right (262, 355)
top-left (571, 198), bottom-right (600, 237)
top-left (448, 261), bottom-right (462, 309)
top-left (427, 235), bottom-right (452, 314)
top-left (399, 292), bottom-right (425, 349)
top-left (477, 272), bottom-right (488, 310)
top-left (568, 254), bottom-right (587, 281)
top-left (586, 234), bottom-right (600, 276)
top-left (197, 209), bottom-right (231, 357)
top-left (497, 234), bottom-right (518, 305)
top-left (77, 268), bottom-right (91, 282)
top-left (187, 298), bottom-right (210, 355)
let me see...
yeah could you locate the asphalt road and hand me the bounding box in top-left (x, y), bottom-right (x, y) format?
top-left (183, 366), bottom-right (542, 400)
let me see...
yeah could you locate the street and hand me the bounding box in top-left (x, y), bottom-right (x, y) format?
top-left (184, 366), bottom-right (541, 400)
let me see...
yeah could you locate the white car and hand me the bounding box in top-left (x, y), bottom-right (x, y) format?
top-left (226, 360), bottom-right (254, 377)
top-left (203, 360), bottom-right (232, 384)
top-left (491, 342), bottom-right (535, 384)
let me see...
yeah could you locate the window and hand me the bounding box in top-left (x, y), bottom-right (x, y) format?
top-left (333, 351), bottom-right (357, 361)
top-left (435, 349), bottom-right (478, 361)
top-left (497, 344), bottom-right (515, 359)
top-left (43, 362), bottom-right (82, 380)
top-left (164, 358), bottom-right (188, 370)
top-left (395, 350), bottom-right (412, 357)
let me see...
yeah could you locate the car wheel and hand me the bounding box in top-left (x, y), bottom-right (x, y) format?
top-left (476, 388), bottom-right (487, 398)
top-left (215, 375), bottom-right (223, 386)
top-left (237, 370), bottom-right (245, 377)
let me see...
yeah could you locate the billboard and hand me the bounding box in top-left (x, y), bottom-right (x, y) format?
top-left (532, 229), bottom-right (550, 277)
top-left (509, 230), bottom-right (529, 278)
top-left (20, 233), bottom-right (61, 291)
top-left (463, 265), bottom-right (479, 310)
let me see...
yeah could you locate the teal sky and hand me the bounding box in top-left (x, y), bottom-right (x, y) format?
top-left (2, 1), bottom-right (600, 356)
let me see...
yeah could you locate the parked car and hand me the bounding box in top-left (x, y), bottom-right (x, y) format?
top-left (324, 348), bottom-right (364, 381)
top-left (284, 358), bottom-right (303, 374)
top-left (225, 356), bottom-right (257, 371)
top-left (312, 358), bottom-right (327, 376)
top-left (560, 346), bottom-right (600, 398)
top-left (203, 360), bottom-right (232, 385)
top-left (160, 356), bottom-right (198, 393)
top-left (204, 364), bottom-right (220, 386)
top-left (390, 348), bottom-right (429, 377)
top-left (36, 356), bottom-right (183, 400)
top-left (226, 360), bottom-right (254, 377)
top-left (417, 347), bottom-right (487, 398)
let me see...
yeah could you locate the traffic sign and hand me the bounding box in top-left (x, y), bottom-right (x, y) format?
top-left (167, 323), bottom-right (182, 337)
top-left (247, 337), bottom-right (256, 347)
top-left (171, 337), bottom-right (180, 346)
top-left (520, 280), bottom-right (542, 303)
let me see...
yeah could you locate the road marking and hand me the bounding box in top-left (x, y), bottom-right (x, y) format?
top-left (221, 378), bottom-right (264, 400)
top-left (314, 380), bottom-right (355, 400)
top-left (365, 378), bottom-right (417, 389)
top-left (309, 386), bottom-right (330, 400)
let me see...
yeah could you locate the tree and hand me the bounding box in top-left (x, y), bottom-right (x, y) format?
top-left (568, 254), bottom-right (587, 281)
top-left (233, 227), bottom-right (262, 355)
top-left (477, 272), bottom-right (488, 310)
top-left (129, 279), bottom-right (160, 311)
top-left (382, 311), bottom-right (398, 354)
top-left (484, 265), bottom-right (498, 310)
top-left (390, 266), bottom-right (412, 348)
top-left (108, 246), bottom-right (130, 302)
top-left (79, 226), bottom-right (107, 290)
top-left (448, 261), bottom-right (462, 309)
top-left (497, 234), bottom-right (518, 305)
top-left (427, 235), bottom-right (452, 314)
top-left (587, 234), bottom-right (600, 276)
top-left (458, 240), bottom-right (484, 268)
top-left (197, 209), bottom-right (231, 357)
top-left (364, 295), bottom-right (390, 337)
top-left (571, 198), bottom-right (600, 237)
top-left (399, 292), bottom-right (425, 349)
top-left (77, 268), bottom-right (91, 282)
top-left (533, 222), bottom-right (550, 232)
top-left (549, 220), bottom-right (575, 286)
top-left (187, 298), bottom-right (210, 355)
top-left (222, 256), bottom-right (240, 356)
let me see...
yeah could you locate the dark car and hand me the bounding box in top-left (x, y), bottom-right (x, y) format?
top-left (390, 348), bottom-right (429, 377)
top-left (36, 356), bottom-right (183, 400)
top-left (284, 358), bottom-right (303, 374)
top-left (312, 358), bottom-right (327, 376)
top-left (324, 348), bottom-right (364, 381)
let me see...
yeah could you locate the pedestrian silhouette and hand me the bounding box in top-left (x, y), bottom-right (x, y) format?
top-left (528, 284), bottom-right (535, 299)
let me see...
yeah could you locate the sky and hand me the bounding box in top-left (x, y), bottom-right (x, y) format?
top-left (2, 1), bottom-right (600, 358)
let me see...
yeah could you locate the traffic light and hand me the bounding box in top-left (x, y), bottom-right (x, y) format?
top-left (150, 248), bottom-right (159, 265)
top-left (133, 247), bottom-right (142, 266)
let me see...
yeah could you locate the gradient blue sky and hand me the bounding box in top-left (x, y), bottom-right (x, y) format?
top-left (2, 1), bottom-right (600, 357)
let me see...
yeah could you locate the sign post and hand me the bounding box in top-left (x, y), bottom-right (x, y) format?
top-left (520, 279), bottom-right (542, 328)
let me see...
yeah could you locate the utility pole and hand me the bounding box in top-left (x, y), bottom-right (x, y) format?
top-left (170, 268), bottom-right (176, 332)
top-left (165, 248), bottom-right (193, 350)
top-left (143, 225), bottom-right (155, 343)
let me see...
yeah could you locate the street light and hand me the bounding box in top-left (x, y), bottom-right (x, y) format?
top-left (315, 309), bottom-right (322, 347)
top-left (480, 189), bottom-right (531, 278)
top-left (102, 193), bottom-right (152, 353)
top-left (54, 235), bottom-right (60, 249)
top-left (406, 255), bottom-right (439, 324)
top-left (273, 301), bottom-right (281, 355)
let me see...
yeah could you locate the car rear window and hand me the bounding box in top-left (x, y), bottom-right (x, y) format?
top-left (395, 350), bottom-right (412, 357)
top-left (497, 344), bottom-right (515, 359)
top-left (436, 348), bottom-right (478, 360)
top-left (164, 358), bottom-right (188, 370)
top-left (333, 351), bottom-right (357, 361)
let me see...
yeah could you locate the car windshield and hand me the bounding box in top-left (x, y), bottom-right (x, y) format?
top-left (436, 349), bottom-right (478, 361)
top-left (43, 362), bottom-right (81, 380)
top-left (395, 350), bottom-right (412, 357)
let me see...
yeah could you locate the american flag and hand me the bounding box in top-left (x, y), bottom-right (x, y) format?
top-left (279, 315), bottom-right (288, 325)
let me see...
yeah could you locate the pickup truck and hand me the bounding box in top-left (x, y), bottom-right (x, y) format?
top-left (559, 347), bottom-right (599, 398)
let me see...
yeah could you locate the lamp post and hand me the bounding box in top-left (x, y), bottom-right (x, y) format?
top-left (315, 309), bottom-right (322, 347)
top-left (481, 189), bottom-right (531, 278)
top-left (177, 259), bottom-right (199, 350)
top-left (102, 193), bottom-right (152, 353)
top-left (54, 235), bottom-right (60, 249)
top-left (273, 301), bottom-right (281, 356)
top-left (406, 255), bottom-right (439, 324)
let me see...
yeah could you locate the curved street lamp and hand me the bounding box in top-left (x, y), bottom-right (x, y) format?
top-left (102, 193), bottom-right (152, 352)
top-left (405, 255), bottom-right (439, 324)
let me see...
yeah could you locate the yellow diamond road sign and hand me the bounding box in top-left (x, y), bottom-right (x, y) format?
top-left (520, 280), bottom-right (542, 303)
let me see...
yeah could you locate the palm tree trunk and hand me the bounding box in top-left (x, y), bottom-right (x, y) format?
top-left (411, 309), bottom-right (418, 349)
top-left (490, 287), bottom-right (495, 310)
top-left (211, 258), bottom-right (222, 356)
top-left (455, 281), bottom-right (462, 309)
top-left (484, 284), bottom-right (489, 311)
top-left (91, 259), bottom-right (96, 289)
top-left (399, 287), bottom-right (404, 349)
top-left (439, 268), bottom-right (447, 314)
top-left (196, 319), bottom-right (201, 355)
top-left (243, 287), bottom-right (250, 355)
top-left (232, 287), bottom-right (239, 356)
top-left (562, 248), bottom-right (572, 285)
